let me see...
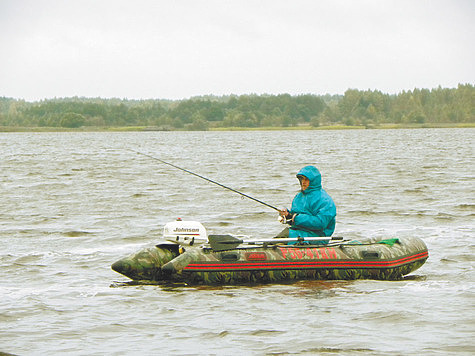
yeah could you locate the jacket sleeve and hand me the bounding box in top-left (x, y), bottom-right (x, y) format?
top-left (292, 197), bottom-right (336, 231)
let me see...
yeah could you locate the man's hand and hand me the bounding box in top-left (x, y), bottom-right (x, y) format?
top-left (278, 209), bottom-right (294, 224)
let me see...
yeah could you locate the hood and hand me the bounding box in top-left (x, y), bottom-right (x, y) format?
top-left (297, 166), bottom-right (322, 192)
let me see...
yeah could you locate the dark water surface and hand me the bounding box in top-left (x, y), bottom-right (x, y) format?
top-left (0, 129), bottom-right (473, 355)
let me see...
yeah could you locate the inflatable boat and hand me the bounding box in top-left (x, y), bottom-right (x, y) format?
top-left (111, 220), bottom-right (428, 284)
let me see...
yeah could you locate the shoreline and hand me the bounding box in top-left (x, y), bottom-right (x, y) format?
top-left (0, 122), bottom-right (473, 132)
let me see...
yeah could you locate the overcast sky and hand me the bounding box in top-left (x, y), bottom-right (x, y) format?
top-left (1, 0), bottom-right (474, 101)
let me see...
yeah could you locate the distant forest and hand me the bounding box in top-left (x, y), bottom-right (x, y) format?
top-left (1, 84), bottom-right (473, 130)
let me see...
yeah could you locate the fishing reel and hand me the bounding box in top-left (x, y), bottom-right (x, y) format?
top-left (278, 211), bottom-right (295, 225)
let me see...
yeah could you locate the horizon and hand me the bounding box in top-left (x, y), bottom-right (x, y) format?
top-left (2, 82), bottom-right (473, 103)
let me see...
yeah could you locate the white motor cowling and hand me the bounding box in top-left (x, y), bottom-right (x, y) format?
top-left (163, 219), bottom-right (208, 246)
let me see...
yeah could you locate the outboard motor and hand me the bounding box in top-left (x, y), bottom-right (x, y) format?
top-left (163, 218), bottom-right (208, 246)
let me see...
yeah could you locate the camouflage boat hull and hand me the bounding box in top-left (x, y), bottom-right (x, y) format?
top-left (111, 236), bottom-right (428, 284)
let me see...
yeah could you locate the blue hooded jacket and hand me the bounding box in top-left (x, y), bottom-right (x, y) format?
top-left (289, 166), bottom-right (336, 240)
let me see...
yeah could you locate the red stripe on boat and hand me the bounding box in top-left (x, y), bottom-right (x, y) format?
top-left (183, 251), bottom-right (428, 271)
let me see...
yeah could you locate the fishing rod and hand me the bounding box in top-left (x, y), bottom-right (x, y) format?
top-left (128, 149), bottom-right (280, 212)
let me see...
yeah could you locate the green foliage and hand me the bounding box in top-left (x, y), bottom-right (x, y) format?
top-left (60, 112), bottom-right (85, 128)
top-left (0, 84), bottom-right (473, 129)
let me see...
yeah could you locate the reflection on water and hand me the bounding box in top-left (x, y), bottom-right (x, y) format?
top-left (0, 129), bottom-right (473, 355)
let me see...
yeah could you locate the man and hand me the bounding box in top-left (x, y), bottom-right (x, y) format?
top-left (278, 165), bottom-right (336, 243)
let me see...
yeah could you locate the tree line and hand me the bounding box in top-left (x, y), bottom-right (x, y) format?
top-left (0, 84), bottom-right (473, 129)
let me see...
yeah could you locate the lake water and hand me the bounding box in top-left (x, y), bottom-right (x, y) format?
top-left (0, 129), bottom-right (473, 355)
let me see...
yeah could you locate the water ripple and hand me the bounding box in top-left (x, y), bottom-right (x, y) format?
top-left (0, 129), bottom-right (473, 355)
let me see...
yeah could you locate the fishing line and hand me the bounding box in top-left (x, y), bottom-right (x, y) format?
top-left (128, 149), bottom-right (280, 212)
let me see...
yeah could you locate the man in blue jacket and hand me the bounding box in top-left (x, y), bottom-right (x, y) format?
top-left (278, 165), bottom-right (336, 244)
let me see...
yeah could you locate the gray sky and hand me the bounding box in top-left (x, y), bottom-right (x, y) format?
top-left (1, 0), bottom-right (474, 101)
